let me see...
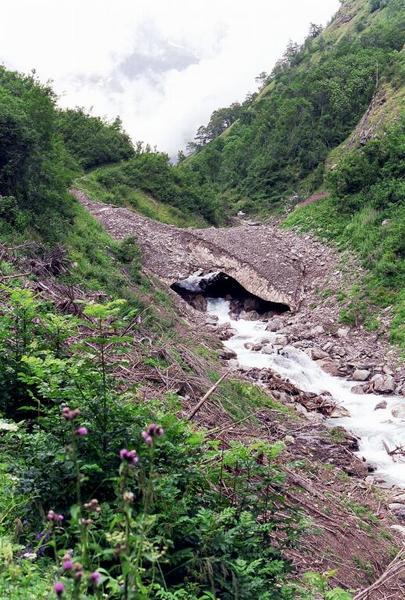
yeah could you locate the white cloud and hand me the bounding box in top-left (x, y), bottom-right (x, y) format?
top-left (0, 0), bottom-right (340, 155)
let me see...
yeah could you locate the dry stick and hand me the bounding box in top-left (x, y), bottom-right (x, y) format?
top-left (188, 370), bottom-right (231, 421)
top-left (353, 546), bottom-right (405, 600)
top-left (0, 272), bottom-right (31, 280)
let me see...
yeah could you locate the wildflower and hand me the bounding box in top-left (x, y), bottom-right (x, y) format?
top-left (89, 571), bottom-right (101, 586)
top-left (54, 582), bottom-right (64, 597)
top-left (47, 510), bottom-right (64, 523)
top-left (73, 562), bottom-right (83, 581)
top-left (63, 560), bottom-right (73, 571)
top-left (62, 406), bottom-right (80, 421)
top-left (79, 518), bottom-right (93, 527)
top-left (141, 423), bottom-right (164, 445)
top-left (119, 449), bottom-right (139, 465)
top-left (75, 426), bottom-right (88, 436)
top-left (123, 491), bottom-right (134, 504)
top-left (84, 498), bottom-right (101, 513)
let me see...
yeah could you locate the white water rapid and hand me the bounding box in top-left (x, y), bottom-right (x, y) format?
top-left (207, 298), bottom-right (405, 488)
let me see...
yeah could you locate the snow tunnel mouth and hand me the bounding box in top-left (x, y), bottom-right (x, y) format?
top-left (171, 271), bottom-right (290, 318)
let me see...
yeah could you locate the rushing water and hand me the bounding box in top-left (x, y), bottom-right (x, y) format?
top-left (206, 297), bottom-right (405, 488)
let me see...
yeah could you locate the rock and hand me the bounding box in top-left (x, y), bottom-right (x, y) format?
top-left (190, 294), bottom-right (207, 312)
top-left (374, 400), bottom-right (387, 410)
top-left (262, 345), bottom-right (274, 355)
top-left (220, 349), bottom-right (237, 360)
top-left (241, 310), bottom-right (261, 321)
top-left (365, 475), bottom-right (375, 485)
top-left (330, 405), bottom-right (350, 418)
top-left (393, 493), bottom-right (405, 503)
top-left (337, 327), bottom-right (349, 338)
top-left (352, 369), bottom-right (370, 382)
top-left (310, 325), bottom-right (324, 336)
top-left (266, 317), bottom-right (284, 332)
top-left (372, 374), bottom-right (395, 393)
top-left (244, 342), bottom-right (262, 351)
top-left (351, 384), bottom-right (366, 394)
top-left (205, 316), bottom-right (218, 325)
top-left (391, 403), bottom-right (405, 420)
top-left (218, 327), bottom-right (236, 341)
top-left (244, 297), bottom-right (260, 312)
top-left (389, 503), bottom-right (405, 512)
top-left (390, 525), bottom-right (405, 536)
top-left (311, 347), bottom-right (329, 360)
top-left (252, 343), bottom-right (263, 352)
top-left (320, 360), bottom-right (340, 377)
top-left (275, 335), bottom-right (288, 345)
top-left (284, 435), bottom-right (295, 445)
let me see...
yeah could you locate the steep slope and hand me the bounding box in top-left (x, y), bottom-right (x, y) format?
top-left (184, 0), bottom-right (404, 213)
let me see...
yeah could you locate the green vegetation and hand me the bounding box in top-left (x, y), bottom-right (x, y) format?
top-left (77, 160), bottom-right (210, 227)
top-left (57, 108), bottom-right (135, 170)
top-left (285, 118), bottom-right (405, 347)
top-left (0, 282), bottom-right (350, 599)
top-left (183, 0), bottom-right (404, 215)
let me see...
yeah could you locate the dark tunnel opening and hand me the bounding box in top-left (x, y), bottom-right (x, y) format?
top-left (171, 271), bottom-right (290, 318)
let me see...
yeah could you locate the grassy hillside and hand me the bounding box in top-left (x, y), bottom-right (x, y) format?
top-left (76, 158), bottom-right (213, 228)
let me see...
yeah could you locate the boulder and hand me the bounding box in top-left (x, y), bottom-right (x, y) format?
top-left (311, 347), bottom-right (329, 360)
top-left (337, 327), bottom-right (349, 338)
top-left (275, 335), bottom-right (288, 345)
top-left (372, 374), bottom-right (395, 393)
top-left (218, 326), bottom-right (236, 341)
top-left (374, 400), bottom-right (387, 410)
top-left (262, 345), bottom-right (274, 355)
top-left (389, 503), bottom-right (405, 512)
top-left (351, 384), bottom-right (367, 394)
top-left (393, 493), bottom-right (405, 503)
top-left (330, 405), bottom-right (350, 418)
top-left (310, 325), bottom-right (325, 337)
top-left (391, 403), bottom-right (405, 420)
top-left (220, 349), bottom-right (237, 360)
top-left (266, 317), bottom-right (284, 332)
top-left (320, 360), bottom-right (340, 377)
top-left (352, 369), bottom-right (370, 382)
top-left (390, 525), bottom-right (405, 536)
top-left (190, 294), bottom-right (207, 312)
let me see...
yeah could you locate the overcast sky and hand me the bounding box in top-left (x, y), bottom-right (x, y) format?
top-left (1, 0), bottom-right (340, 156)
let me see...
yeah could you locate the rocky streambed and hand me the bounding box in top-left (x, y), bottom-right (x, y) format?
top-left (173, 271), bottom-right (405, 499)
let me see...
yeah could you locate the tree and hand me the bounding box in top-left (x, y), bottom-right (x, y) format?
top-left (309, 23), bottom-right (323, 38)
top-left (255, 71), bottom-right (269, 88)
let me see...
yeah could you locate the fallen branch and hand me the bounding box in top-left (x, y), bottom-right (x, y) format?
top-left (353, 546), bottom-right (405, 600)
top-left (188, 370), bottom-right (230, 421)
top-left (0, 272), bottom-right (31, 280)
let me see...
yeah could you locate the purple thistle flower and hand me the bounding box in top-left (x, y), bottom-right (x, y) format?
top-left (63, 560), bottom-right (73, 570)
top-left (75, 426), bottom-right (88, 437)
top-left (141, 423), bottom-right (164, 445)
top-left (54, 582), bottom-right (64, 596)
top-left (47, 510), bottom-right (64, 523)
top-left (141, 431), bottom-right (153, 445)
top-left (62, 406), bottom-right (80, 421)
top-left (89, 571), bottom-right (101, 585)
top-left (119, 448), bottom-right (139, 465)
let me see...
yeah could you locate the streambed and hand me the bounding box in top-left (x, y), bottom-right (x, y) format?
top-left (207, 297), bottom-right (405, 488)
